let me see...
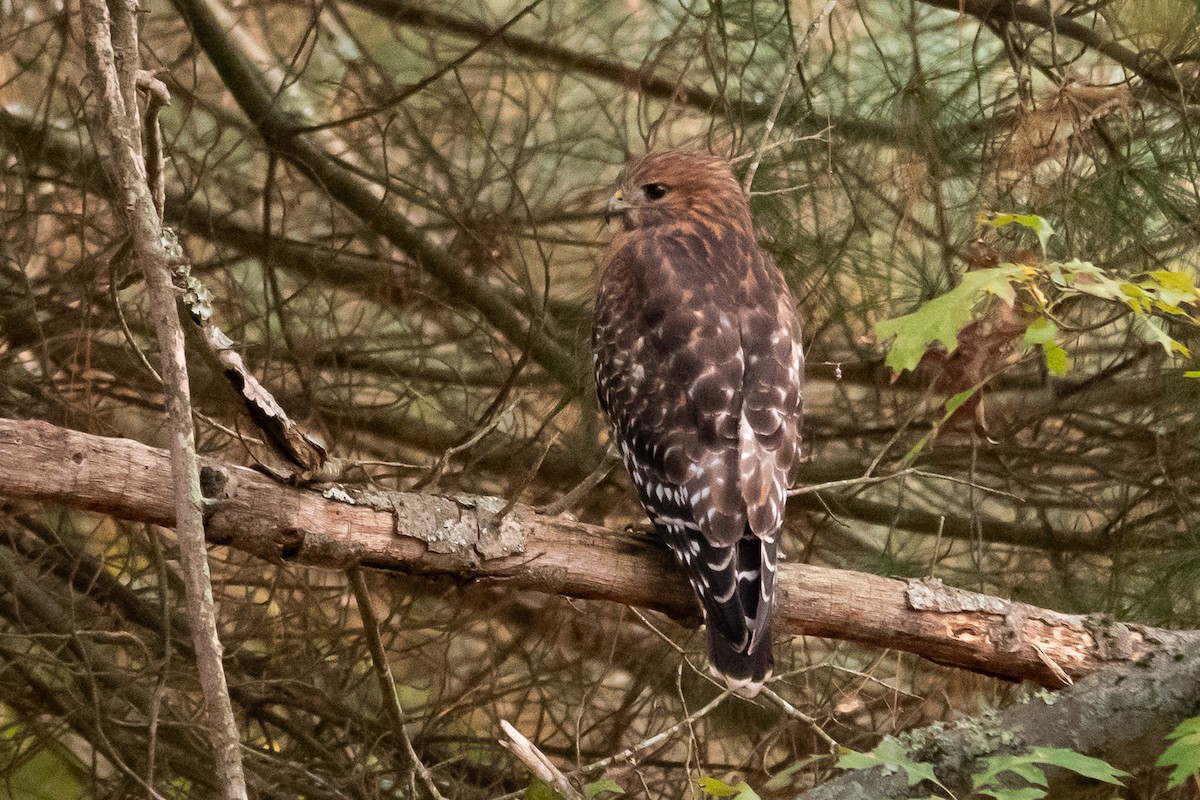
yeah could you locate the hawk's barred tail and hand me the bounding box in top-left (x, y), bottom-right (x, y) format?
top-left (663, 528), bottom-right (777, 698)
top-left (708, 617), bottom-right (773, 698)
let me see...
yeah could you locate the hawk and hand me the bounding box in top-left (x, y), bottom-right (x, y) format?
top-left (592, 150), bottom-right (804, 697)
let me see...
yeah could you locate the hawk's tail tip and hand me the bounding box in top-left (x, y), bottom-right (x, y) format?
top-left (721, 672), bottom-right (768, 698)
top-left (707, 637), bottom-right (773, 699)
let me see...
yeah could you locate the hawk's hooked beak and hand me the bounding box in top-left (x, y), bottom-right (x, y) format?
top-left (604, 190), bottom-right (631, 224)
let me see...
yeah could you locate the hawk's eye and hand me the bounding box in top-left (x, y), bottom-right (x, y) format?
top-left (642, 182), bottom-right (669, 201)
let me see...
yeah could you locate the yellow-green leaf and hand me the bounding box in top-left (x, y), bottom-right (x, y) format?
top-left (977, 211), bottom-right (1056, 254)
top-left (526, 779), bottom-right (562, 800)
top-left (1042, 343), bottom-right (1069, 377)
top-left (698, 777), bottom-right (739, 797)
top-left (1022, 317), bottom-right (1058, 346)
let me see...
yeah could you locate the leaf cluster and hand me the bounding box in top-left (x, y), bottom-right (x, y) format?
top-left (876, 213), bottom-right (1200, 380)
top-left (836, 739), bottom-right (1130, 800)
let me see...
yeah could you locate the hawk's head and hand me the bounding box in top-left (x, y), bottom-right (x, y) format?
top-left (605, 150), bottom-right (751, 232)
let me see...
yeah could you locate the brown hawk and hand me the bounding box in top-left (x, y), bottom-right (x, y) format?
top-left (593, 150), bottom-right (804, 697)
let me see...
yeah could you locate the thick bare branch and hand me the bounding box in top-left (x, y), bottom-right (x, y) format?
top-left (1, 417), bottom-right (1194, 689)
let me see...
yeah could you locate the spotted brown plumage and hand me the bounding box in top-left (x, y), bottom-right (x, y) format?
top-left (592, 150), bottom-right (804, 697)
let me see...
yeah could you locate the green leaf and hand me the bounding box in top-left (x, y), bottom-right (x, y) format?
top-left (526, 778), bottom-right (563, 800)
top-left (976, 787), bottom-right (1048, 800)
top-left (584, 778), bottom-right (625, 798)
top-left (698, 777), bottom-right (739, 797)
top-left (977, 211), bottom-right (1056, 254)
top-left (974, 755), bottom-right (1048, 789)
top-left (1157, 716), bottom-right (1200, 788)
top-left (762, 758), bottom-right (820, 791)
top-left (697, 778), bottom-right (759, 799)
top-left (1022, 317), bottom-right (1058, 346)
top-left (974, 748), bottom-right (1127, 799)
top-left (1166, 717), bottom-right (1200, 741)
top-left (836, 748), bottom-right (883, 771)
top-left (1120, 281), bottom-right (1153, 312)
top-left (944, 388), bottom-right (977, 415)
top-left (875, 266), bottom-right (1026, 373)
top-left (898, 384), bottom-right (982, 464)
top-left (1020, 319), bottom-right (1069, 377)
top-left (1041, 343), bottom-right (1069, 377)
top-left (0, 743), bottom-right (85, 800)
top-left (1028, 748), bottom-right (1128, 785)
top-left (1141, 269), bottom-right (1200, 311)
top-left (838, 741), bottom-right (943, 789)
top-left (730, 782), bottom-right (760, 800)
top-left (1185, 371), bottom-right (1200, 378)
top-left (1133, 316), bottom-right (1190, 357)
top-left (1054, 259), bottom-right (1125, 300)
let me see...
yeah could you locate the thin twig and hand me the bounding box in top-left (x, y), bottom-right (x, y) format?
top-left (759, 686), bottom-right (839, 751)
top-left (291, 0), bottom-right (544, 133)
top-left (536, 445), bottom-right (618, 516)
top-left (413, 399), bottom-right (519, 490)
top-left (788, 467), bottom-right (1022, 501)
top-left (348, 566), bottom-right (448, 800)
top-left (500, 720), bottom-right (584, 800)
top-left (136, 70), bottom-right (170, 217)
top-left (742, 0), bottom-right (838, 193)
top-left (575, 690), bottom-right (730, 776)
top-left (788, 469), bottom-right (915, 497)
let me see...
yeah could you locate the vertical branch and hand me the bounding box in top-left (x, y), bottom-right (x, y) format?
top-left (78, 1), bottom-right (249, 798)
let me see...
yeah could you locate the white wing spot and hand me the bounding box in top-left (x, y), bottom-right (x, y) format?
top-left (706, 549), bottom-right (734, 571)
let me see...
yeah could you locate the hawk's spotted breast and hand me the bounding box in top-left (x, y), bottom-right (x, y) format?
top-left (592, 150), bottom-right (804, 697)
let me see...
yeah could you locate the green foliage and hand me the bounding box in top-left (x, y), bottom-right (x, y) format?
top-left (973, 747), bottom-right (1128, 800)
top-left (523, 778), bottom-right (625, 800)
top-left (584, 778), bottom-right (626, 798)
top-left (1157, 715), bottom-right (1200, 789)
top-left (760, 758), bottom-right (821, 792)
top-left (836, 739), bottom-right (948, 793)
top-left (697, 776), bottom-right (761, 799)
top-left (1047, 259), bottom-right (1199, 357)
top-left (1021, 318), bottom-right (1068, 377)
top-left (837, 740), bottom-right (1129, 800)
top-left (525, 779), bottom-right (562, 800)
top-left (874, 266), bottom-right (1028, 373)
top-left (900, 385), bottom-right (982, 465)
top-left (0, 745), bottom-right (85, 800)
top-left (876, 212), bottom-right (1200, 381)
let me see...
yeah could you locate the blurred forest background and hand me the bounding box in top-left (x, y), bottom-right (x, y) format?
top-left (3, 0), bottom-right (1200, 796)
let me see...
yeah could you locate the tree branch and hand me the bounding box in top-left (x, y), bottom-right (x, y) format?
top-left (341, 0), bottom-right (904, 147)
top-left (2, 417), bottom-right (1195, 689)
top-left (167, 0), bottom-right (582, 390)
top-left (78, 2), bottom-right (248, 795)
top-left (919, 0), bottom-right (1192, 99)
